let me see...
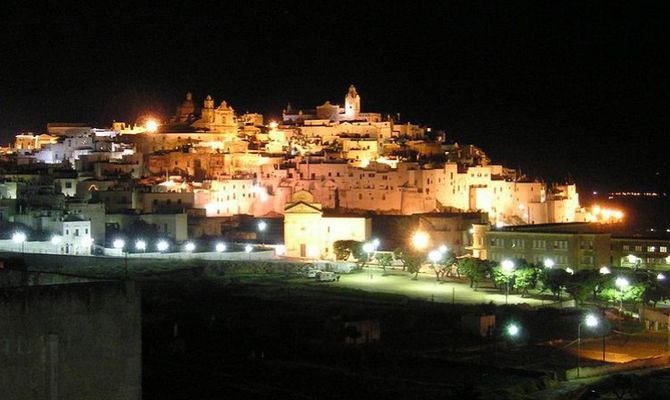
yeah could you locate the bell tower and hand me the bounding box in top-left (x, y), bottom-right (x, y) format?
top-left (344, 84), bottom-right (360, 120)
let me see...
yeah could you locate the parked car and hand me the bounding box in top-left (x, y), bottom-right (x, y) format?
top-left (305, 269), bottom-right (320, 278)
top-left (316, 271), bottom-right (337, 282)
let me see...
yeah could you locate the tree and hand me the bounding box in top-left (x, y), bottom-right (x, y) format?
top-left (513, 263), bottom-right (540, 297)
top-left (430, 251), bottom-right (456, 282)
top-left (393, 247), bottom-right (407, 271)
top-left (395, 247), bottom-right (423, 280)
top-left (456, 258), bottom-right (489, 290)
top-left (375, 253), bottom-right (393, 275)
top-left (539, 268), bottom-right (570, 300)
top-left (564, 269), bottom-right (605, 304)
top-left (350, 241), bottom-right (369, 269)
top-left (333, 240), bottom-right (358, 261)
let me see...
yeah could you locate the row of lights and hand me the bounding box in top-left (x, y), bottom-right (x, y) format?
top-left (112, 238), bottom-right (259, 254)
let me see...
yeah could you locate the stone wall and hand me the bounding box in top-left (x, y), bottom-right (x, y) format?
top-left (0, 281), bottom-right (141, 400)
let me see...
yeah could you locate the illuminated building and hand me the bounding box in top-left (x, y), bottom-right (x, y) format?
top-left (484, 222), bottom-right (670, 269)
top-left (283, 190), bottom-right (370, 259)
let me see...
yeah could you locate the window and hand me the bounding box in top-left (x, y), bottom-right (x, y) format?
top-left (553, 240), bottom-right (568, 250)
top-left (661, 246), bottom-right (668, 253)
top-left (511, 239), bottom-right (524, 249)
top-left (623, 245), bottom-right (630, 251)
top-left (635, 245), bottom-right (642, 252)
top-left (648, 246), bottom-right (656, 253)
top-left (532, 240), bottom-right (546, 249)
top-left (489, 238), bottom-right (503, 248)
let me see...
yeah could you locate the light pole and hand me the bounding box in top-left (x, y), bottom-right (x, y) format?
top-left (185, 242), bottom-right (196, 252)
top-left (577, 313), bottom-right (599, 378)
top-left (245, 244), bottom-right (253, 260)
top-left (501, 259), bottom-right (514, 305)
top-left (113, 239), bottom-right (127, 279)
top-left (216, 242), bottom-right (226, 259)
top-left (429, 249), bottom-right (442, 276)
top-left (615, 277), bottom-right (629, 314)
top-left (257, 220), bottom-right (267, 246)
top-left (363, 242), bottom-right (375, 267)
top-left (544, 259), bottom-right (555, 269)
top-left (12, 232), bottom-right (26, 254)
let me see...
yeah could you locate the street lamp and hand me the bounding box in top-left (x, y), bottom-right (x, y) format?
top-left (257, 220), bottom-right (267, 246)
top-left (506, 322), bottom-right (520, 338)
top-left (363, 242), bottom-right (375, 265)
top-left (12, 232), bottom-right (26, 253)
top-left (428, 249), bottom-right (442, 271)
top-left (599, 266), bottom-right (611, 275)
top-left (657, 273), bottom-right (666, 281)
top-left (372, 238), bottom-right (380, 249)
top-left (544, 259), bottom-right (555, 269)
top-left (185, 242), bottom-right (196, 252)
top-left (501, 259), bottom-right (515, 304)
top-left (577, 313), bottom-right (599, 378)
top-left (113, 238), bottom-right (128, 279)
top-left (245, 244), bottom-right (253, 260)
top-left (615, 277), bottom-right (629, 313)
top-left (438, 244), bottom-right (448, 254)
top-left (411, 231), bottom-right (429, 251)
top-left (157, 240), bottom-right (169, 252)
top-left (216, 242), bottom-right (226, 252)
top-left (135, 240), bottom-right (146, 252)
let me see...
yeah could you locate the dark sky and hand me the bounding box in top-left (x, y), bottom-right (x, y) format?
top-left (1, 1), bottom-right (668, 192)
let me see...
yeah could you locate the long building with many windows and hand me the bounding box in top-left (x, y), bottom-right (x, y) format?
top-left (480, 223), bottom-right (670, 270)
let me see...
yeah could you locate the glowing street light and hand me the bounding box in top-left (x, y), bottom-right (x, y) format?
top-left (113, 238), bottom-right (128, 279)
top-left (599, 266), bottom-right (611, 275)
top-left (215, 242), bottom-right (227, 252)
top-left (428, 250), bottom-right (442, 264)
top-left (544, 259), bottom-right (555, 269)
top-left (363, 242), bottom-right (375, 262)
top-left (657, 273), bottom-right (666, 281)
top-left (577, 313), bottom-right (600, 378)
top-left (506, 322), bottom-right (520, 338)
top-left (257, 220), bottom-right (267, 246)
top-left (185, 242), bottom-right (196, 252)
top-left (411, 231), bottom-right (429, 251)
top-left (135, 240), bottom-right (146, 252)
top-left (501, 259), bottom-right (515, 304)
top-left (372, 238), bottom-right (380, 249)
top-left (145, 119), bottom-right (159, 133)
top-left (12, 231), bottom-right (27, 253)
top-left (438, 244), bottom-right (448, 254)
top-left (245, 244), bottom-right (253, 260)
top-left (157, 240), bottom-right (169, 252)
top-left (615, 277), bottom-right (630, 313)
top-left (566, 267), bottom-right (575, 275)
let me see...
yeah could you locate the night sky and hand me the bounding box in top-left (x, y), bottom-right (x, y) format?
top-left (1, 1), bottom-right (668, 192)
